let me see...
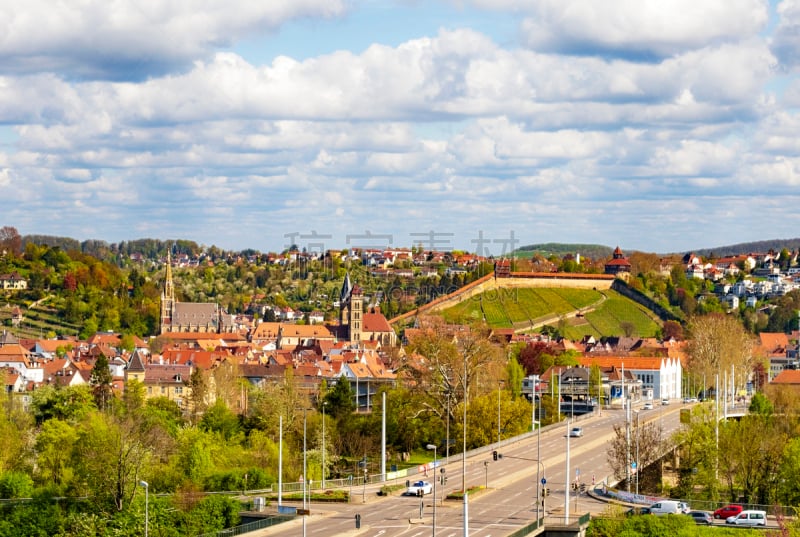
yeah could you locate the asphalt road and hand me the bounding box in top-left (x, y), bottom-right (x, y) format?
top-left (253, 403), bottom-right (687, 537)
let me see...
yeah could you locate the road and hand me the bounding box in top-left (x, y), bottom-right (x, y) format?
top-left (254, 403), bottom-right (686, 537)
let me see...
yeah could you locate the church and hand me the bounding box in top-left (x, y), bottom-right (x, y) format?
top-left (160, 251), bottom-right (233, 334)
top-left (338, 273), bottom-right (397, 347)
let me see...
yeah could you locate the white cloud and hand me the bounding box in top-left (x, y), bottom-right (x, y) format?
top-left (772, 0), bottom-right (800, 70)
top-left (511, 0), bottom-right (768, 58)
top-left (0, 0), bottom-right (347, 80)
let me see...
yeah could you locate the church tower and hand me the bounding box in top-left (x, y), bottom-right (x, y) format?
top-left (338, 273), bottom-right (363, 343)
top-left (160, 249), bottom-right (175, 334)
top-left (349, 284), bottom-right (363, 343)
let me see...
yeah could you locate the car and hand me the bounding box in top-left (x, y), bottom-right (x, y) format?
top-left (649, 500), bottom-right (682, 515)
top-left (405, 480), bottom-right (433, 496)
top-left (678, 502), bottom-right (691, 514)
top-left (661, 398), bottom-right (670, 405)
top-left (569, 427), bottom-right (583, 437)
top-left (643, 402), bottom-right (654, 410)
top-left (714, 504), bottom-right (743, 519)
top-left (726, 510), bottom-right (767, 526)
top-left (687, 510), bottom-right (713, 525)
top-left (625, 506), bottom-right (652, 516)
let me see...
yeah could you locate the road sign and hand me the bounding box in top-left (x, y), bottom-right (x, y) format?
top-left (576, 468), bottom-right (580, 477)
top-left (541, 478), bottom-right (547, 485)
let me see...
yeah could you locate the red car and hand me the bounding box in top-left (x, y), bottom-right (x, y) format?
top-left (714, 505), bottom-right (743, 519)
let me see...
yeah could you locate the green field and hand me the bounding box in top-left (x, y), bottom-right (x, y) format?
top-left (440, 287), bottom-right (661, 338)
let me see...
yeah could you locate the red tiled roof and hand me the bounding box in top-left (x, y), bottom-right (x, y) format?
top-left (772, 369), bottom-right (800, 385)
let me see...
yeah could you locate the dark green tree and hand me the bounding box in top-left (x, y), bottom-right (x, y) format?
top-left (89, 354), bottom-right (114, 412)
top-left (324, 378), bottom-right (356, 419)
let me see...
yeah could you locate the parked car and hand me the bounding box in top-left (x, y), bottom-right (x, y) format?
top-left (405, 480), bottom-right (433, 496)
top-left (726, 510), bottom-right (767, 526)
top-left (678, 502), bottom-right (691, 514)
top-left (643, 402), bottom-right (654, 410)
top-left (625, 506), bottom-right (652, 516)
top-left (569, 426), bottom-right (583, 437)
top-left (688, 510), bottom-right (713, 525)
top-left (661, 398), bottom-right (670, 405)
top-left (649, 500), bottom-right (681, 515)
top-left (714, 504), bottom-right (743, 519)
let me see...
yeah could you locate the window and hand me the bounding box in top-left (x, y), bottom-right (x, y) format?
top-left (175, 386), bottom-right (183, 394)
top-left (161, 386), bottom-right (166, 394)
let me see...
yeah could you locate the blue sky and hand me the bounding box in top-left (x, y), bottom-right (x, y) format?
top-left (2, 0), bottom-right (800, 257)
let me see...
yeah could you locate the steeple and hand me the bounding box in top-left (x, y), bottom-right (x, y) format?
top-left (160, 248), bottom-right (175, 334)
top-left (340, 272), bottom-right (352, 303)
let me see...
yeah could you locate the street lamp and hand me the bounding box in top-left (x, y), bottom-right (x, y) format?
top-left (635, 410), bottom-right (640, 496)
top-left (426, 444), bottom-right (437, 537)
top-left (139, 480), bottom-right (149, 537)
top-left (497, 380), bottom-right (505, 444)
top-left (534, 419), bottom-right (543, 521)
top-left (322, 402), bottom-right (327, 490)
top-left (303, 409), bottom-right (308, 537)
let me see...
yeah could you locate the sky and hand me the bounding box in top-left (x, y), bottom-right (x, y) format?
top-left (2, 0), bottom-right (800, 257)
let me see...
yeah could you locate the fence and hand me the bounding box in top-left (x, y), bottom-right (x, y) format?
top-left (195, 514), bottom-right (294, 537)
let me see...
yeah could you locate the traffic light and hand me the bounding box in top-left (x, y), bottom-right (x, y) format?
top-left (492, 450), bottom-right (498, 461)
top-left (580, 483), bottom-right (586, 493)
top-left (541, 487), bottom-right (549, 497)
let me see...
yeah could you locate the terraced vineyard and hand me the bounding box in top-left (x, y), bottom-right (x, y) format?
top-left (0, 298), bottom-right (81, 339)
top-left (440, 287), bottom-right (660, 338)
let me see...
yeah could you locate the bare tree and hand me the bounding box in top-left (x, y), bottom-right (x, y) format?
top-left (0, 226), bottom-right (21, 256)
top-left (607, 418), bottom-right (664, 493)
top-left (687, 313), bottom-right (756, 392)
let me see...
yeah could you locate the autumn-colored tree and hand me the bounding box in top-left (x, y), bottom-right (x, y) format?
top-left (661, 320), bottom-right (683, 341)
top-left (0, 226), bottom-right (22, 256)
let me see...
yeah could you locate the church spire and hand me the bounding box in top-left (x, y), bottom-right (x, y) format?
top-left (160, 247), bottom-right (175, 334)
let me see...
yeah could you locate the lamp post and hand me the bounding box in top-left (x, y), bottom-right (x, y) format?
top-left (462, 352), bottom-right (469, 537)
top-left (322, 402), bottom-right (327, 490)
top-left (635, 410), bottom-right (640, 496)
top-left (426, 444), bottom-right (437, 537)
top-left (139, 480), bottom-right (149, 537)
top-left (497, 380), bottom-right (503, 444)
top-left (446, 393), bottom-right (451, 464)
top-left (534, 419), bottom-right (542, 521)
top-left (303, 409), bottom-right (308, 537)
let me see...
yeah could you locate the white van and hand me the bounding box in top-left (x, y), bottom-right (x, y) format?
top-left (726, 510), bottom-right (767, 526)
top-left (649, 500), bottom-right (681, 515)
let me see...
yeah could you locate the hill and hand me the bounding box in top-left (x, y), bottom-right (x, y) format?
top-left (439, 286), bottom-right (661, 338)
top-left (514, 243), bottom-right (614, 261)
top-left (690, 238), bottom-right (800, 258)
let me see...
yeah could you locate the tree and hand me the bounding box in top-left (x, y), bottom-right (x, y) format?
top-left (661, 320), bottom-right (683, 341)
top-left (0, 226), bottom-right (22, 257)
top-left (506, 354), bottom-right (525, 399)
top-left (325, 378), bottom-right (356, 419)
top-left (70, 411), bottom-right (156, 511)
top-left (687, 313), bottom-right (756, 392)
top-left (35, 419), bottom-right (78, 488)
top-left (606, 417), bottom-right (664, 493)
top-left (404, 318), bottom-right (504, 451)
top-left (187, 367), bottom-right (211, 425)
top-left (30, 385), bottom-right (95, 424)
top-left (90, 353), bottom-right (115, 412)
